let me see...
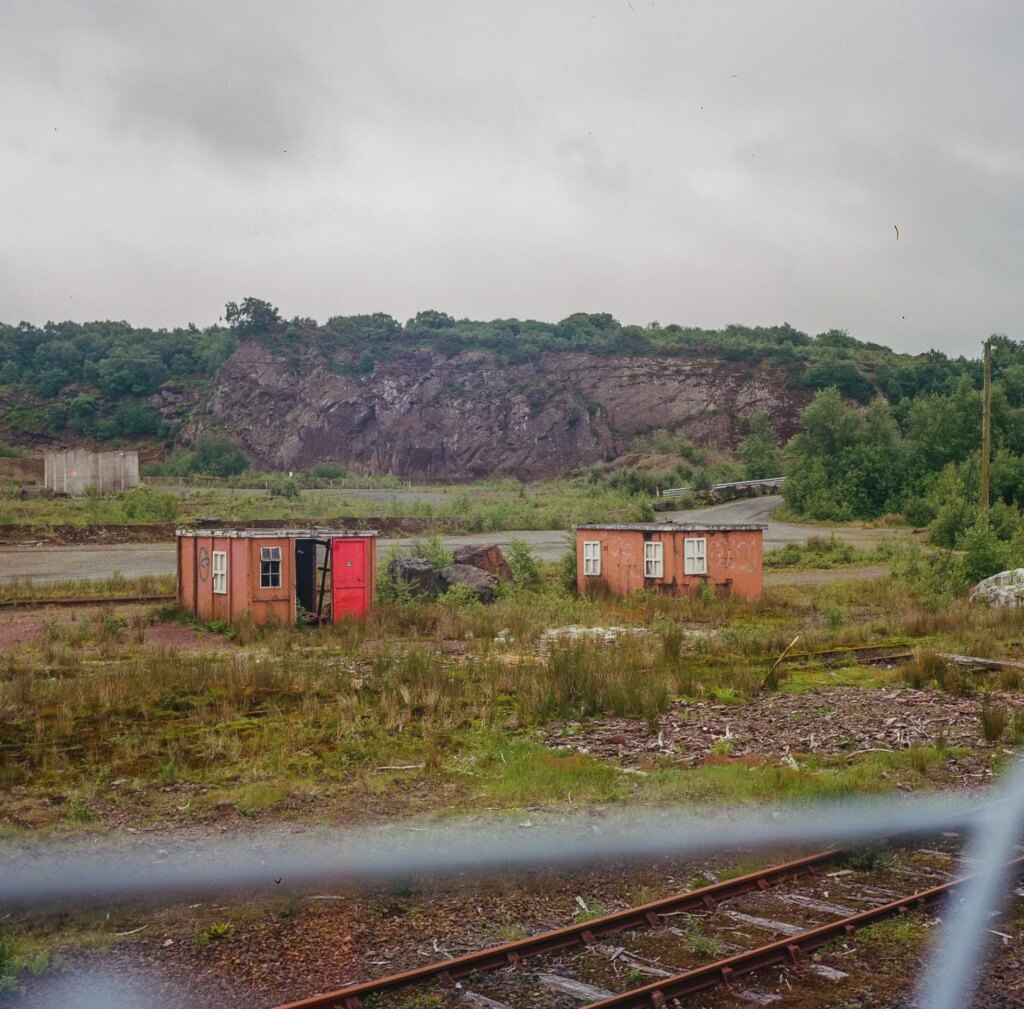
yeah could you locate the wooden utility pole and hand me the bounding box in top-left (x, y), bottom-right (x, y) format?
top-left (981, 338), bottom-right (992, 523)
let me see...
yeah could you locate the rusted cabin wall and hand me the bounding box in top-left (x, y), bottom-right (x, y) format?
top-left (576, 528), bottom-right (763, 601)
top-left (246, 536), bottom-right (295, 626)
top-left (177, 533), bottom-right (377, 626)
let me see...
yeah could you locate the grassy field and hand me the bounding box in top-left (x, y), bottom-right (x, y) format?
top-left (2, 561), bottom-right (1022, 835)
top-left (0, 478), bottom-right (656, 532)
top-left (2, 555), bottom-right (1023, 997)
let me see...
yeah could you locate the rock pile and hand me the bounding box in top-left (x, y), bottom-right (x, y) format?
top-left (388, 544), bottom-right (511, 602)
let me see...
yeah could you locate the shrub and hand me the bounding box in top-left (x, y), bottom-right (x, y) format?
top-left (560, 537), bottom-right (578, 593)
top-left (306, 462), bottom-right (347, 480)
top-left (980, 701), bottom-right (1008, 742)
top-left (408, 533), bottom-right (453, 572)
top-left (507, 538), bottom-right (541, 587)
top-left (192, 434), bottom-right (248, 477)
top-left (902, 648), bottom-right (948, 690)
top-left (267, 476), bottom-right (300, 499)
top-left (119, 485), bottom-right (180, 522)
top-left (1006, 710), bottom-right (1024, 745)
top-left (960, 521), bottom-right (1011, 584)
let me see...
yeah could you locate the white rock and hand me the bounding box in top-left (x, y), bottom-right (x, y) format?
top-left (970, 568), bottom-right (1024, 607)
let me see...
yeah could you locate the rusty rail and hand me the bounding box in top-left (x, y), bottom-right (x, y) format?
top-left (582, 854), bottom-right (1024, 1009)
top-left (0, 593), bottom-right (175, 610)
top-left (269, 849), bottom-right (843, 1009)
top-left (780, 642), bottom-right (911, 664)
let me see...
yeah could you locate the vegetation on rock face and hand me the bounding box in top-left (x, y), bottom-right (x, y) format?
top-left (2, 300), bottom-right (1023, 567)
top-left (0, 298), bottom-right (994, 457)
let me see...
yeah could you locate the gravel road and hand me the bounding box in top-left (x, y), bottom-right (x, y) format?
top-left (0, 497), bottom-right (894, 585)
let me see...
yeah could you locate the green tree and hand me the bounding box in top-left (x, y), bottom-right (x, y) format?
top-left (224, 297), bottom-right (281, 336)
top-left (783, 390), bottom-right (863, 520)
top-left (97, 351), bottom-right (169, 396)
top-left (192, 434), bottom-right (248, 476)
top-left (739, 411), bottom-right (782, 479)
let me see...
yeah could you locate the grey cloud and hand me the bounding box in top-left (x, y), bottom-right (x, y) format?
top-left (0, 0), bottom-right (1021, 353)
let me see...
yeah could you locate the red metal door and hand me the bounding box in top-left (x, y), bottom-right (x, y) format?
top-left (331, 538), bottom-right (369, 618)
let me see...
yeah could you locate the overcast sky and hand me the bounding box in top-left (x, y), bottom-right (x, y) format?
top-left (1, 1), bottom-right (1021, 356)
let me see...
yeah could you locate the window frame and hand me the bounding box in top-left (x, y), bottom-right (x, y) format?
top-left (643, 540), bottom-right (664, 579)
top-left (684, 536), bottom-right (707, 576)
top-left (260, 545), bottom-right (282, 589)
top-left (212, 549), bottom-right (228, 594)
top-left (582, 540), bottom-right (602, 577)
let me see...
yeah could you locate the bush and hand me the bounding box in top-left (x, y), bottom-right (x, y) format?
top-left (119, 486), bottom-right (180, 522)
top-left (960, 521), bottom-right (1011, 584)
top-left (560, 537), bottom-right (578, 593)
top-left (408, 533), bottom-right (452, 572)
top-left (507, 538), bottom-right (541, 587)
top-left (889, 538), bottom-right (967, 604)
top-left (193, 434), bottom-right (248, 477)
top-left (267, 476), bottom-right (300, 500)
top-left (306, 462), bottom-right (347, 480)
top-left (980, 701), bottom-right (1008, 742)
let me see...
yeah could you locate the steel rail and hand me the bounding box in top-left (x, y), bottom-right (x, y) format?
top-left (581, 854), bottom-right (1024, 1009)
top-left (0, 593), bottom-right (175, 609)
top-left (269, 848), bottom-right (844, 1009)
top-left (779, 642), bottom-right (911, 664)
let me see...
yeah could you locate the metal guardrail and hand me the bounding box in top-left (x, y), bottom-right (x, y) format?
top-left (660, 477), bottom-right (787, 500)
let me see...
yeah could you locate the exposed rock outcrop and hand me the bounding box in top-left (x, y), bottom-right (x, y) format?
top-left (193, 342), bottom-right (810, 479)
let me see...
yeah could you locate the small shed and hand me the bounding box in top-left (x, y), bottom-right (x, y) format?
top-left (45, 449), bottom-right (139, 496)
top-left (576, 523), bottom-right (766, 600)
top-left (177, 528), bottom-right (377, 626)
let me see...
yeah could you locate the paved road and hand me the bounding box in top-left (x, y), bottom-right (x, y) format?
top-left (659, 496), bottom-right (897, 551)
top-left (0, 497), bottom-right (894, 585)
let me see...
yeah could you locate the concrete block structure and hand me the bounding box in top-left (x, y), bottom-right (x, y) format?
top-left (177, 528), bottom-right (377, 626)
top-left (44, 449), bottom-right (139, 496)
top-left (576, 522), bottom-right (766, 600)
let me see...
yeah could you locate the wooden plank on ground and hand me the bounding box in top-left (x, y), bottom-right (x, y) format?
top-left (725, 911), bottom-right (808, 936)
top-left (538, 975), bottom-right (615, 1001)
top-left (461, 993), bottom-right (514, 1009)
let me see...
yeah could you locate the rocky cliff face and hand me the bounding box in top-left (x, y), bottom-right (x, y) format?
top-left (196, 342), bottom-right (809, 478)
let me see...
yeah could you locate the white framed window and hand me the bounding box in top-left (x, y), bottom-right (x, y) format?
top-left (582, 541), bottom-right (602, 576)
top-left (684, 537), bottom-right (707, 575)
top-left (260, 546), bottom-right (282, 589)
top-left (644, 540), bottom-right (664, 578)
top-left (212, 550), bottom-right (227, 594)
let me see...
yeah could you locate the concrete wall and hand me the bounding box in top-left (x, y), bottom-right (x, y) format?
top-left (44, 450), bottom-right (139, 496)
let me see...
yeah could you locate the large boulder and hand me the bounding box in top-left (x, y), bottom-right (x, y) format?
top-left (440, 563), bottom-right (498, 603)
top-left (388, 556), bottom-right (443, 598)
top-left (970, 568), bottom-right (1024, 607)
top-left (453, 544), bottom-right (513, 581)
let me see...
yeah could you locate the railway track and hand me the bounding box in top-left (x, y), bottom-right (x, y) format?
top-left (779, 642), bottom-right (913, 666)
top-left (272, 842), bottom-right (1024, 1009)
top-left (0, 593), bottom-right (175, 609)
